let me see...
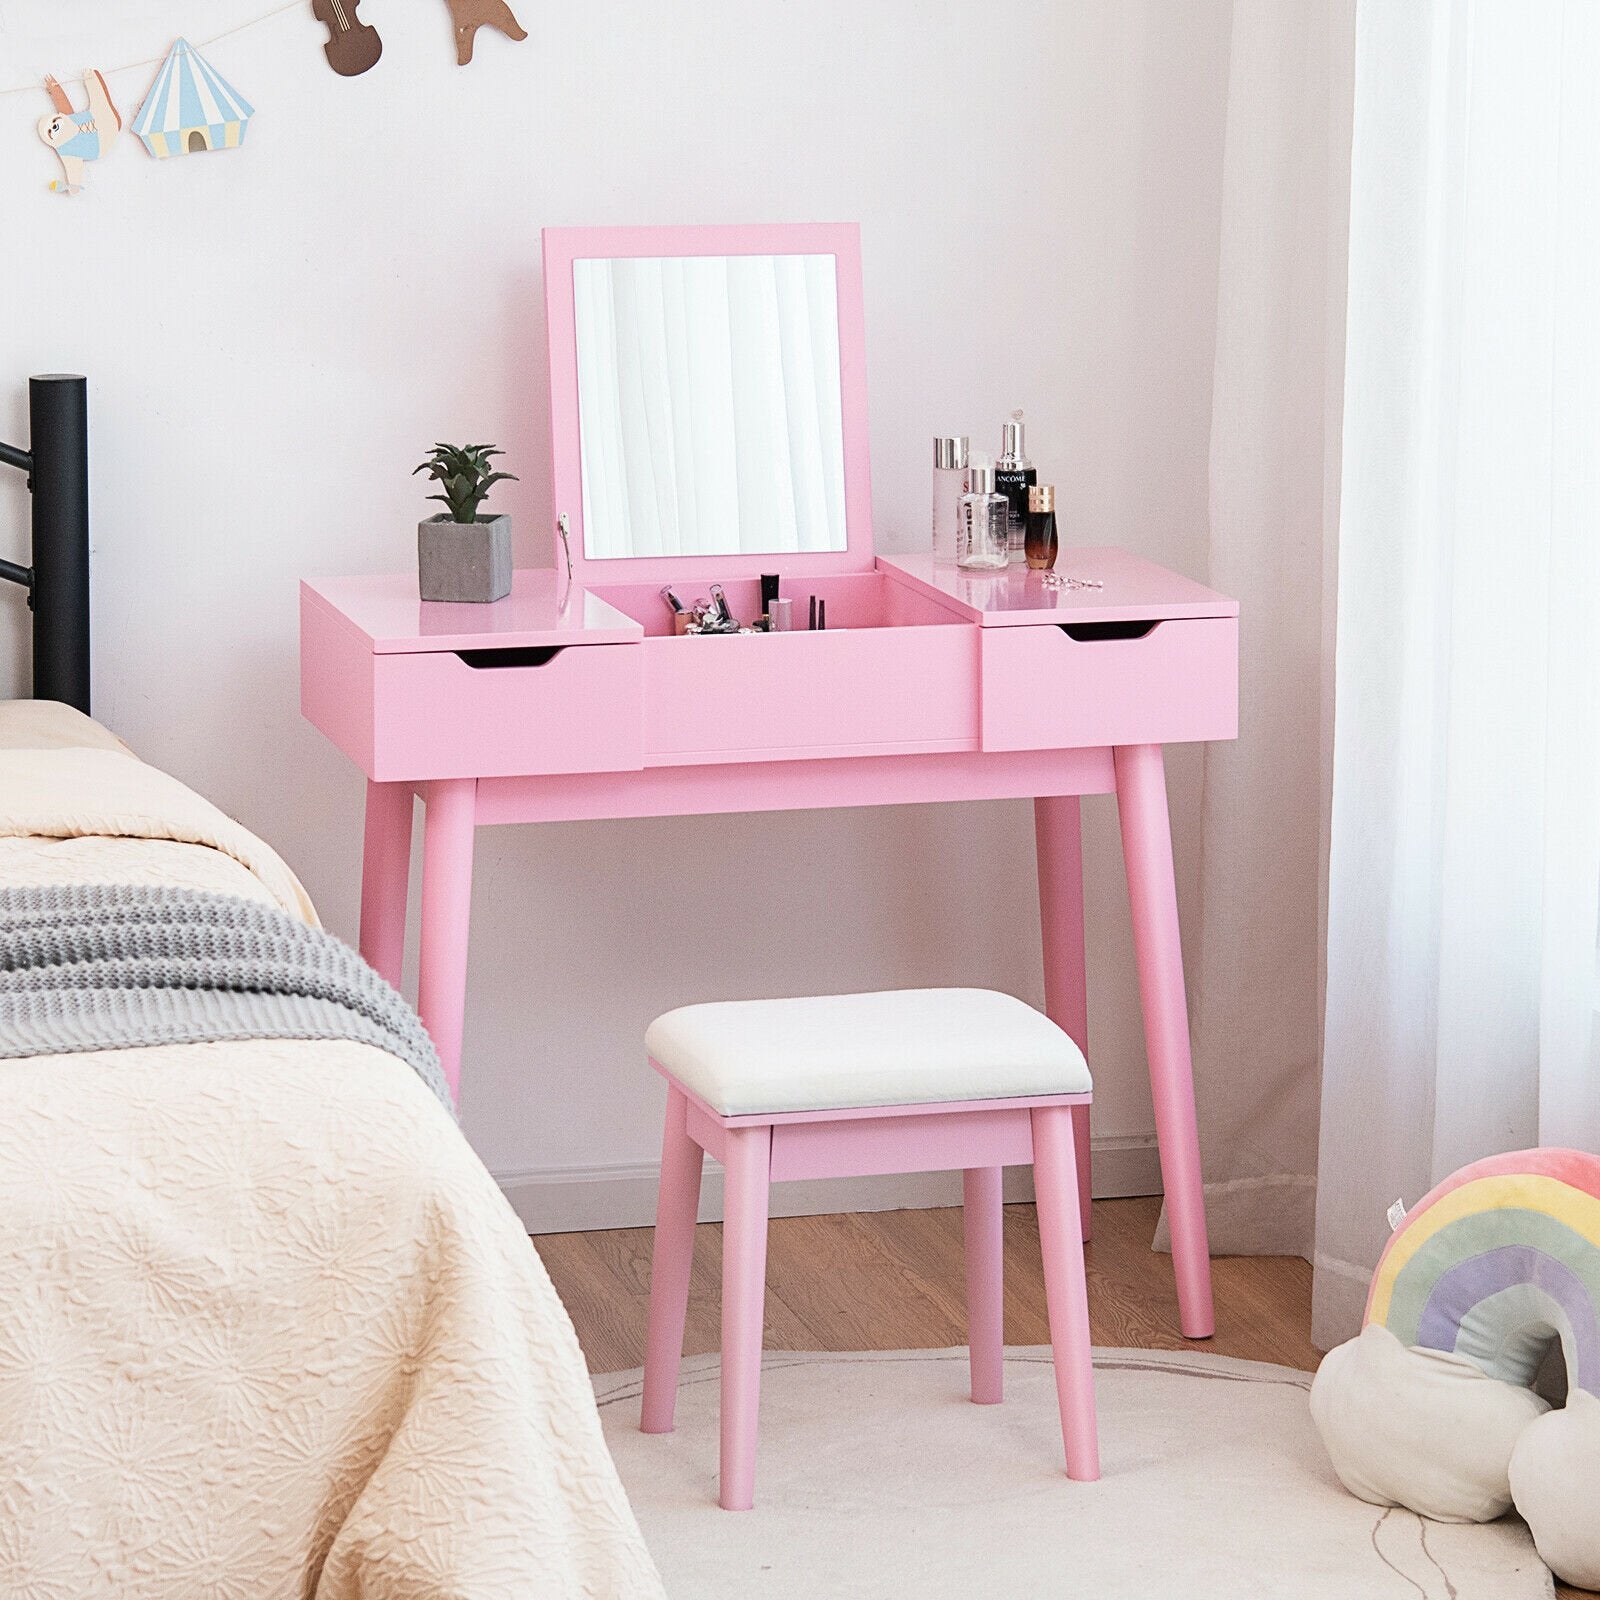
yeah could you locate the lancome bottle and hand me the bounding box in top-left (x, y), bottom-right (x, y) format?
top-left (995, 410), bottom-right (1037, 564)
top-left (956, 453), bottom-right (1009, 569)
top-left (1025, 484), bottom-right (1058, 570)
top-left (932, 436), bottom-right (969, 564)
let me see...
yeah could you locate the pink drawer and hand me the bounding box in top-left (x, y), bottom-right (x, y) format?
top-left (368, 644), bottom-right (642, 780)
top-left (641, 624), bottom-right (978, 763)
top-left (980, 618), bottom-right (1238, 752)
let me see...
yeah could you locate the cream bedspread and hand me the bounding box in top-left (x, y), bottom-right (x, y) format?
top-left (0, 703), bottom-right (664, 1599)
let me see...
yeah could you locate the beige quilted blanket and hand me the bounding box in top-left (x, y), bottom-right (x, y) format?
top-left (0, 703), bottom-right (664, 1599)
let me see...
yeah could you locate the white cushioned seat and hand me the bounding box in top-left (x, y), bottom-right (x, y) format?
top-left (645, 987), bottom-right (1090, 1117)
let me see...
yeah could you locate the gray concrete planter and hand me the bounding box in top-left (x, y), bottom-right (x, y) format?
top-left (418, 514), bottom-right (512, 603)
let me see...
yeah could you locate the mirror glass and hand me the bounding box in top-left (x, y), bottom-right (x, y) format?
top-left (573, 253), bottom-right (849, 560)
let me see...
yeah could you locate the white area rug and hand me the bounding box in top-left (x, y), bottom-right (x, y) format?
top-left (596, 1347), bottom-right (1552, 1599)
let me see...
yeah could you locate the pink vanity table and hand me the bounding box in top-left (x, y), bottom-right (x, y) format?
top-left (299, 223), bottom-right (1238, 1338)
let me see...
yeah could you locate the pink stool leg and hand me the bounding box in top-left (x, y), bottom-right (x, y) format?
top-left (1114, 744), bottom-right (1214, 1339)
top-left (360, 779), bottom-right (413, 990)
top-left (1031, 1105), bottom-right (1100, 1481)
top-left (1035, 794), bottom-right (1093, 1240)
top-left (641, 1085), bottom-right (705, 1434)
top-left (719, 1125), bottom-right (772, 1511)
top-left (417, 778), bottom-right (477, 1102)
top-left (963, 1167), bottom-right (1005, 1404)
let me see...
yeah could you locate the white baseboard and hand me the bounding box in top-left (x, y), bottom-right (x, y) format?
top-left (497, 1133), bottom-right (1162, 1235)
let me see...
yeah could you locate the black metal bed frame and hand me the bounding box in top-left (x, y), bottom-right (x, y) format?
top-left (0, 375), bottom-right (90, 713)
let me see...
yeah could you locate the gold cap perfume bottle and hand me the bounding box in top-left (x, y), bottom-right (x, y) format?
top-left (1025, 483), bottom-right (1058, 572)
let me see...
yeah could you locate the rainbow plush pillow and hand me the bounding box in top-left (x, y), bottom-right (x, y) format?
top-left (1311, 1148), bottom-right (1600, 1588)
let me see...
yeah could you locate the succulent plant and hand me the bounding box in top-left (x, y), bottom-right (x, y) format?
top-left (413, 442), bottom-right (518, 524)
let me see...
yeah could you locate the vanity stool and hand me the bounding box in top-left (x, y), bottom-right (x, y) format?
top-left (639, 987), bottom-right (1099, 1511)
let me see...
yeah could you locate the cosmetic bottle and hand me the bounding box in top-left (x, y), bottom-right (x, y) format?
top-left (956, 453), bottom-right (1009, 570)
top-left (660, 586), bottom-right (691, 635)
top-left (1025, 484), bottom-right (1058, 571)
top-left (932, 436), bottom-right (969, 564)
top-left (995, 410), bottom-right (1037, 564)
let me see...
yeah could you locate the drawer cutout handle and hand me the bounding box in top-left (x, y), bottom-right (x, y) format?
top-left (1059, 620), bottom-right (1159, 642)
top-left (455, 646), bottom-right (565, 669)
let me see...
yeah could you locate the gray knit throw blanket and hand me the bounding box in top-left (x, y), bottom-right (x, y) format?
top-left (0, 884), bottom-right (451, 1112)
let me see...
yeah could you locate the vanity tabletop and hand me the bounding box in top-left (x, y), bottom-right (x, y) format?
top-left (877, 549), bottom-right (1238, 627)
top-left (301, 570), bottom-right (643, 653)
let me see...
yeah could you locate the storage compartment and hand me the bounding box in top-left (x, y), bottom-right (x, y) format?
top-left (980, 617), bottom-right (1238, 752)
top-left (368, 642), bottom-right (643, 780)
top-left (588, 571), bottom-right (979, 763)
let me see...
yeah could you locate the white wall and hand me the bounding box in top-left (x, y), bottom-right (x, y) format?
top-left (0, 1), bottom-right (1232, 1226)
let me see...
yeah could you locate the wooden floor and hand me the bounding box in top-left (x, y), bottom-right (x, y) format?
top-left (534, 1195), bottom-right (1319, 1378)
top-left (535, 1195), bottom-right (1585, 1598)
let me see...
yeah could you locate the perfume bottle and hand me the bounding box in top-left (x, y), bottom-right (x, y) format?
top-left (1025, 484), bottom-right (1058, 571)
top-left (932, 436), bottom-right (969, 564)
top-left (995, 410), bottom-right (1037, 564)
top-left (956, 453), bottom-right (1009, 569)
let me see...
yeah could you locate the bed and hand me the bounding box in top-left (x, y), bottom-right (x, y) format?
top-left (0, 699), bottom-right (664, 1598)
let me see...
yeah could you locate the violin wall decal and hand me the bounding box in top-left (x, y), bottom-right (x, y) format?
top-left (311, 0), bottom-right (383, 76)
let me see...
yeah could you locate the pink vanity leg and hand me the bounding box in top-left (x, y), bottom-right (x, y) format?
top-left (1031, 1105), bottom-right (1100, 1481)
top-left (963, 1167), bottom-right (1005, 1404)
top-left (1035, 794), bottom-right (1093, 1239)
top-left (641, 1085), bottom-right (705, 1434)
top-left (417, 778), bottom-right (477, 1101)
top-left (1113, 744), bottom-right (1214, 1339)
top-left (360, 779), bottom-right (413, 989)
top-left (720, 1126), bottom-right (772, 1511)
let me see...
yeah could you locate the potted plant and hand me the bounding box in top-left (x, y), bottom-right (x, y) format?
top-left (414, 442), bottom-right (518, 603)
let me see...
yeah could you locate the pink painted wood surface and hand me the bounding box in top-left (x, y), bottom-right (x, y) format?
top-left (416, 779), bottom-right (477, 1099)
top-left (639, 627), bottom-right (975, 763)
top-left (1114, 743), bottom-right (1215, 1339)
top-left (980, 618), bottom-right (1239, 753)
top-left (302, 571), bottom-right (641, 653)
top-left (878, 549), bottom-right (1238, 627)
top-left (580, 572), bottom-right (979, 763)
top-left (301, 585), bottom-right (377, 775)
top-left (641, 1085), bottom-right (704, 1435)
top-left (475, 746), bottom-right (1115, 826)
top-left (302, 548), bottom-right (1236, 1341)
top-left (684, 1097), bottom-right (728, 1166)
top-left (359, 779), bottom-right (412, 989)
top-left (301, 580), bottom-right (643, 783)
top-left (1031, 1105), bottom-right (1100, 1480)
top-left (769, 1105), bottom-right (1036, 1182)
top-left (591, 569), bottom-right (962, 638)
top-left (544, 223), bottom-right (876, 588)
top-left (645, 1066), bottom-right (1099, 1506)
top-left (1035, 794), bottom-right (1094, 1239)
top-left (719, 1125), bottom-right (772, 1511)
top-left (302, 553), bottom-right (1238, 777)
top-left (366, 643), bottom-right (643, 781)
top-left (964, 1167), bottom-right (1005, 1405)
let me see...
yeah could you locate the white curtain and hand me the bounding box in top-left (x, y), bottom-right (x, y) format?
top-left (1173, 0), bottom-right (1353, 1257)
top-left (573, 254), bottom-right (847, 560)
top-left (1311, 0), bottom-right (1600, 1348)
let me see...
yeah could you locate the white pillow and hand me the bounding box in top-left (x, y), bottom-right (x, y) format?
top-left (1507, 1387), bottom-right (1600, 1589)
top-left (1310, 1323), bottom-right (1549, 1522)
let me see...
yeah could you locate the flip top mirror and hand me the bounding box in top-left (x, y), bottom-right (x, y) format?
top-left (543, 223), bottom-right (874, 585)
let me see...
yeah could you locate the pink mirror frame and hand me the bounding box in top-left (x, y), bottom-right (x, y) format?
top-left (542, 222), bottom-right (875, 588)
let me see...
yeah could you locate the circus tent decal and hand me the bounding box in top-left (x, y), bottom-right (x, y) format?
top-left (131, 39), bottom-right (254, 160)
